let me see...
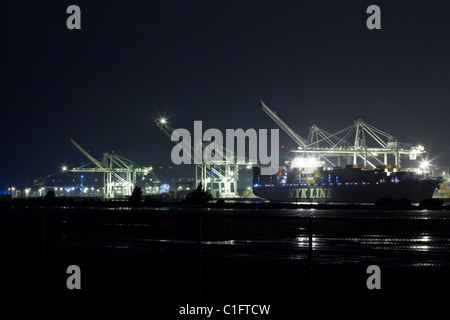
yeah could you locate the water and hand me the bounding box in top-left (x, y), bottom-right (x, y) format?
top-left (1, 206), bottom-right (450, 304)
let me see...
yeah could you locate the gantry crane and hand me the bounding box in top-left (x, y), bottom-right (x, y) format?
top-left (68, 138), bottom-right (152, 198)
top-left (298, 119), bottom-right (426, 168)
top-left (259, 100), bottom-right (426, 169)
top-left (154, 119), bottom-right (244, 198)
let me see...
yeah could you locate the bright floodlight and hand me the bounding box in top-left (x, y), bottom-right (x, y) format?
top-left (62, 166), bottom-right (67, 171)
top-left (420, 161), bottom-right (429, 169)
top-left (160, 118), bottom-right (167, 124)
top-left (291, 156), bottom-right (323, 168)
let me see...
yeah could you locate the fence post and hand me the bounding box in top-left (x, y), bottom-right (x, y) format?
top-left (308, 214), bottom-right (313, 300)
top-left (113, 212), bottom-right (117, 299)
top-left (42, 213), bottom-right (46, 299)
top-left (198, 217), bottom-right (203, 301)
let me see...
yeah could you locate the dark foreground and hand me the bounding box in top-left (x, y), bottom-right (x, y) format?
top-left (1, 206), bottom-right (450, 314)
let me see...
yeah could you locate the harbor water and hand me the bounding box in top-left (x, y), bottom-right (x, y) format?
top-left (1, 206), bottom-right (450, 307)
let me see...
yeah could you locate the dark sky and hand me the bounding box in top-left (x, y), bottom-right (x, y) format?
top-left (1, 0), bottom-right (449, 192)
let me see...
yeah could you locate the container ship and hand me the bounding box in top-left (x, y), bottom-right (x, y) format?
top-left (252, 161), bottom-right (441, 204)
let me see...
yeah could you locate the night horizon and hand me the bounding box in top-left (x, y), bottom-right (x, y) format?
top-left (1, 1), bottom-right (449, 192)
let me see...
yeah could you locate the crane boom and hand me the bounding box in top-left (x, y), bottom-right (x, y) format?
top-left (154, 119), bottom-right (229, 180)
top-left (258, 100), bottom-right (308, 148)
top-left (69, 138), bottom-right (103, 168)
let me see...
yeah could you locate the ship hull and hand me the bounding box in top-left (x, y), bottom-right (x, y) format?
top-left (253, 179), bottom-right (440, 204)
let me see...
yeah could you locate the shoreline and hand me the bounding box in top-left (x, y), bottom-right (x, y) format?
top-left (1, 196), bottom-right (448, 211)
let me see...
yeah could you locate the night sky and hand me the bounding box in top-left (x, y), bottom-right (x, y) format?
top-left (1, 1), bottom-right (449, 192)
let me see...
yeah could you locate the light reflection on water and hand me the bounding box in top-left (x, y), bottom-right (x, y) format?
top-left (52, 208), bottom-right (450, 268)
top-left (63, 231), bottom-right (450, 267)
